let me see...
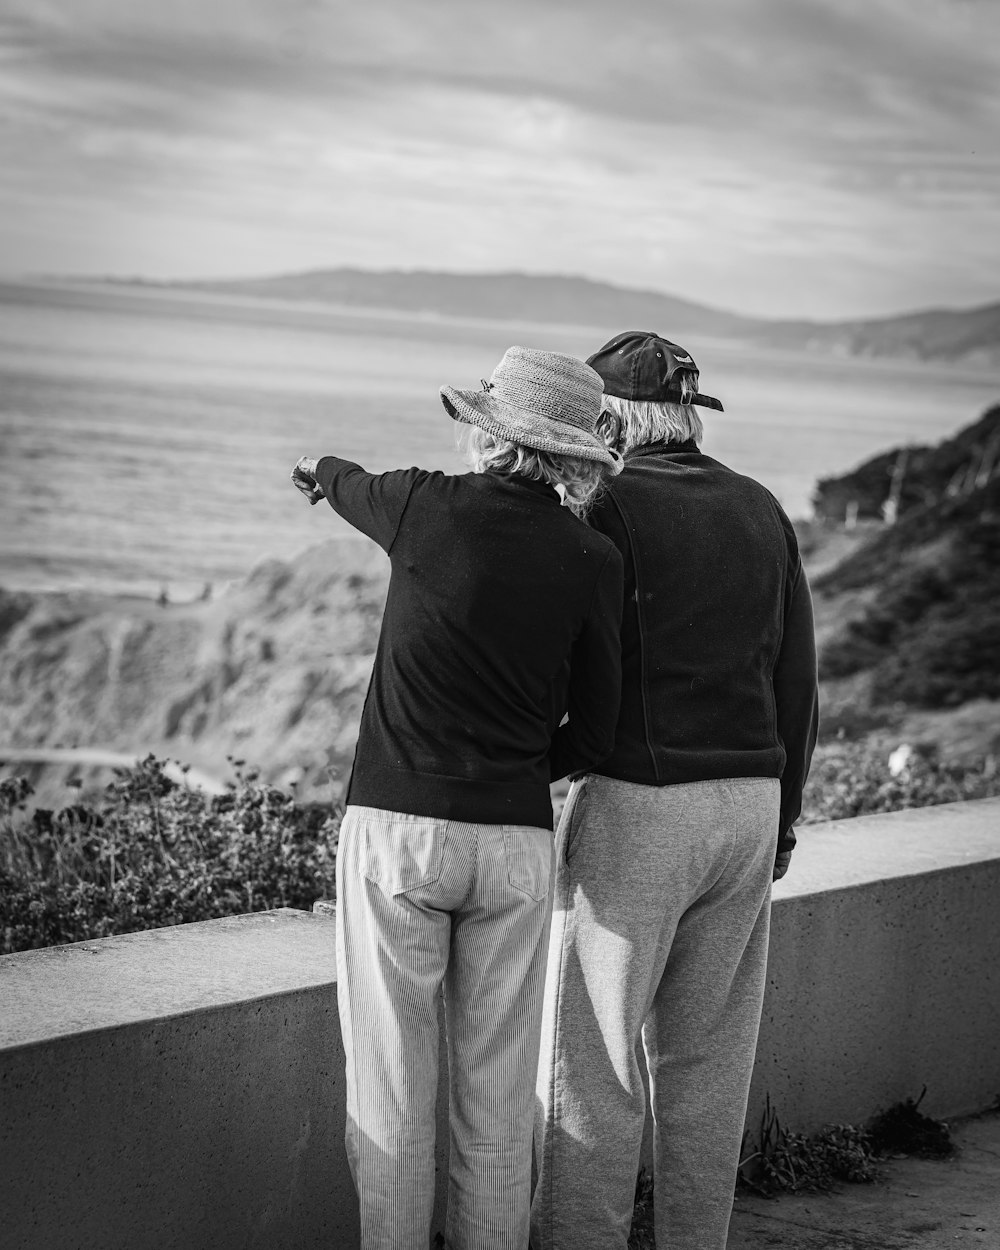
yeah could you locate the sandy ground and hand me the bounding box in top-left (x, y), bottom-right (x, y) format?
top-left (728, 1110), bottom-right (1000, 1249)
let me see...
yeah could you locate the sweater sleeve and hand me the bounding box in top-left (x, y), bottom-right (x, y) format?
top-left (773, 557), bottom-right (820, 850)
top-left (314, 456), bottom-right (420, 553)
top-left (549, 544), bottom-right (625, 782)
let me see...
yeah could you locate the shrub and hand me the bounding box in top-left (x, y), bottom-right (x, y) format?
top-left (869, 604), bottom-right (1000, 707)
top-left (799, 741), bottom-right (1000, 825)
top-left (739, 1098), bottom-right (880, 1195)
top-left (3, 744), bottom-right (997, 955)
top-left (816, 474), bottom-right (1000, 706)
top-left (0, 756), bottom-right (341, 955)
top-left (738, 1091), bottom-right (953, 1195)
top-left (868, 1088), bottom-right (954, 1159)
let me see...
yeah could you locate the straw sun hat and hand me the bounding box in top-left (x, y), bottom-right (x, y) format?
top-left (440, 346), bottom-right (624, 474)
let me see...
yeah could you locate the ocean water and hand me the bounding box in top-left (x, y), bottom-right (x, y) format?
top-left (2, 280), bottom-right (998, 599)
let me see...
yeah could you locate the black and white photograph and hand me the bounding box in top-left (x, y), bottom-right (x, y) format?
top-left (1, 2), bottom-right (998, 1247)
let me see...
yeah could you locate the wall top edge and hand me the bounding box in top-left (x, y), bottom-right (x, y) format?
top-left (0, 909), bottom-right (336, 1051)
top-left (774, 797), bottom-right (1000, 901)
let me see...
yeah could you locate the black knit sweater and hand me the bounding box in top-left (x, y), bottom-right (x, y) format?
top-left (586, 441), bottom-right (819, 849)
top-left (314, 457), bottom-right (624, 830)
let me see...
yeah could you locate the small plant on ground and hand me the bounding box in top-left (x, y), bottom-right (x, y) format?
top-left (738, 1096), bottom-right (880, 1195)
top-left (869, 1087), bottom-right (954, 1159)
top-left (738, 1091), bottom-right (955, 1197)
top-left (625, 1089), bottom-right (957, 1240)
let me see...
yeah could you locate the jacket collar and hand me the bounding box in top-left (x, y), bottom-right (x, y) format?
top-left (485, 471), bottom-right (561, 502)
top-left (628, 438), bottom-right (701, 460)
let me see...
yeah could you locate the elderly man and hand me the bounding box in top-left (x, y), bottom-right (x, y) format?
top-left (531, 332), bottom-right (819, 1250)
top-left (292, 346), bottom-right (623, 1250)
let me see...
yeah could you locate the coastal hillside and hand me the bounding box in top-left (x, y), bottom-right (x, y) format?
top-left (157, 268), bottom-right (1000, 365)
top-left (812, 404), bottom-right (1000, 523)
top-left (0, 540), bottom-right (389, 804)
top-left (809, 404), bottom-right (1000, 736)
top-left (2, 406), bottom-right (998, 806)
top-left (741, 301), bottom-right (1000, 366)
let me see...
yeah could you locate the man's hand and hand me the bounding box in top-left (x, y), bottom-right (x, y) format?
top-left (773, 850), bottom-right (792, 882)
top-left (291, 456), bottom-right (323, 505)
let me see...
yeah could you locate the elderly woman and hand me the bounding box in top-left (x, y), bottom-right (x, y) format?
top-left (291, 346), bottom-right (623, 1250)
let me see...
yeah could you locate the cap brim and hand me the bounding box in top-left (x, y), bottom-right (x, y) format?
top-left (441, 386), bottom-right (624, 474)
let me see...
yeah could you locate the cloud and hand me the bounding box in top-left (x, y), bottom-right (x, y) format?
top-left (0, 0), bottom-right (998, 316)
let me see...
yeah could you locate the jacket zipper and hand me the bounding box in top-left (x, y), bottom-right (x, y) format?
top-left (609, 491), bottom-right (660, 781)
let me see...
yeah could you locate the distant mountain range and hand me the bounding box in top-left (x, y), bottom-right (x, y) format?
top-left (159, 268), bottom-right (1000, 365)
top-left (749, 303), bottom-right (1000, 366)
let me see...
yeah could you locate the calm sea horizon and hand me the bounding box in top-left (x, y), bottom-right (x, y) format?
top-left (2, 279), bottom-right (998, 599)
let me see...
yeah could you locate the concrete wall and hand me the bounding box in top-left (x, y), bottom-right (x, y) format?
top-left (1, 911), bottom-right (350, 1249)
top-left (2, 797), bottom-right (999, 1248)
top-left (749, 796), bottom-right (1000, 1135)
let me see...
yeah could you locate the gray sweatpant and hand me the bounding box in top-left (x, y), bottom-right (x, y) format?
top-left (531, 774), bottom-right (778, 1250)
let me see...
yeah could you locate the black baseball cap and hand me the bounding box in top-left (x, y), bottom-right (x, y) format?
top-left (586, 331), bottom-right (724, 412)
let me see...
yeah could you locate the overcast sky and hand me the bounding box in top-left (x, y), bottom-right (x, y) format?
top-left (1, 0), bottom-right (997, 318)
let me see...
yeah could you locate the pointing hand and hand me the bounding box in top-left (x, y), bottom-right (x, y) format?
top-left (291, 456), bottom-right (323, 505)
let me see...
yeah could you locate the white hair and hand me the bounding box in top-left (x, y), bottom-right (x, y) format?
top-left (597, 376), bottom-right (704, 456)
top-left (459, 425), bottom-right (609, 511)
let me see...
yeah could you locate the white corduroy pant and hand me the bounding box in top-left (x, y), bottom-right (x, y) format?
top-left (336, 805), bottom-right (555, 1250)
top-left (531, 775), bottom-right (779, 1250)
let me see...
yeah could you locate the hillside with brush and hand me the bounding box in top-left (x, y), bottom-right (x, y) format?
top-left (0, 540), bottom-right (389, 804)
top-left (812, 405), bottom-right (1000, 524)
top-left (810, 404), bottom-right (1000, 738)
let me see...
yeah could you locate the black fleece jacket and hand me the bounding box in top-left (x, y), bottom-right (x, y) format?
top-left (314, 456), bottom-right (624, 830)
top-left (587, 441), bottom-right (818, 850)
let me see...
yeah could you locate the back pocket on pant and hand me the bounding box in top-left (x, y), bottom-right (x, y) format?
top-left (360, 812), bottom-right (448, 896)
top-left (501, 824), bottom-right (553, 901)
